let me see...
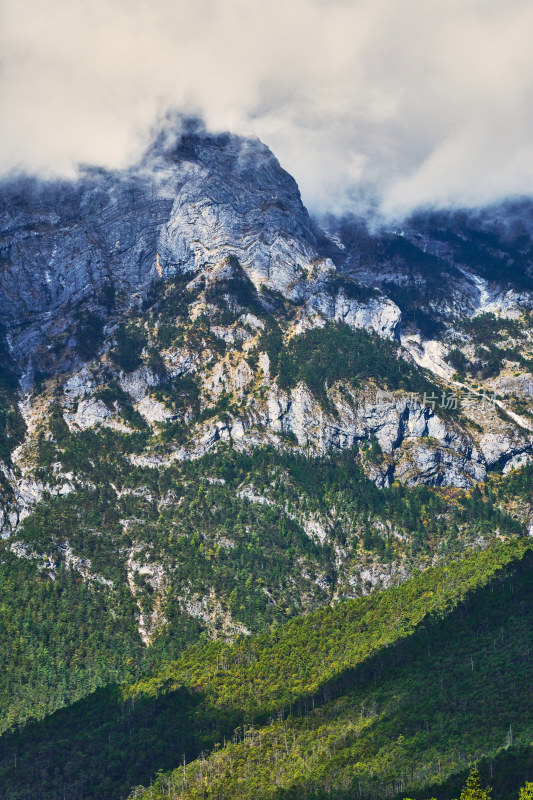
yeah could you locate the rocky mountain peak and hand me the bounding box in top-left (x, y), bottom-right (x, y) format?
top-left (1, 119), bottom-right (533, 516)
top-left (0, 123), bottom-right (326, 385)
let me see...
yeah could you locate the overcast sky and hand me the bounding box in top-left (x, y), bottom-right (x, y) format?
top-left (1, 0), bottom-right (533, 220)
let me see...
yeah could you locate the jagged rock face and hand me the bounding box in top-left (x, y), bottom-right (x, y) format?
top-left (0, 171), bottom-right (168, 321)
top-left (305, 285), bottom-right (401, 339)
top-left (3, 121), bottom-right (533, 662)
top-left (157, 133), bottom-right (319, 293)
top-left (322, 228), bottom-right (532, 376)
top-left (0, 171), bottom-right (174, 383)
top-left (0, 129), bottom-right (322, 383)
top-left (324, 205), bottom-right (533, 328)
top-left (2, 121), bottom-right (533, 511)
top-left (179, 385), bottom-right (487, 489)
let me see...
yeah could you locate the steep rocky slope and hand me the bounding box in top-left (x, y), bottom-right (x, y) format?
top-left (2, 126), bottom-right (532, 498)
top-left (1, 122), bottom-right (533, 740)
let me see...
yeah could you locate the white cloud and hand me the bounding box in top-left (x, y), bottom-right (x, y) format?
top-left (1, 0), bottom-right (533, 219)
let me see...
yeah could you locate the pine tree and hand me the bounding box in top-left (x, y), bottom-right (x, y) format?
top-left (460, 767), bottom-right (491, 800)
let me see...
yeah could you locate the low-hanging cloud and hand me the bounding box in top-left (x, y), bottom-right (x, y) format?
top-left (2, 0), bottom-right (533, 220)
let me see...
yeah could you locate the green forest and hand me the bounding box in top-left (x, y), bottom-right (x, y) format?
top-left (0, 259), bottom-right (532, 799)
top-left (0, 438), bottom-right (528, 737)
top-left (0, 541), bottom-right (531, 799)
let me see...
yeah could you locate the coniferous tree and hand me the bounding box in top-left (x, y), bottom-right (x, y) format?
top-left (460, 767), bottom-right (491, 800)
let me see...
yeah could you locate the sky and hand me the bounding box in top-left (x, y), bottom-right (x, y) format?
top-left (1, 0), bottom-right (533, 220)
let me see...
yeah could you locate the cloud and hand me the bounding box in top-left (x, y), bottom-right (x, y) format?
top-left (1, 0), bottom-right (533, 220)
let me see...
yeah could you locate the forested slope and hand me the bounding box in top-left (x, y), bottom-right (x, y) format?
top-left (0, 541), bottom-right (531, 799)
top-left (0, 443), bottom-right (527, 735)
top-left (2, 125), bottom-right (533, 800)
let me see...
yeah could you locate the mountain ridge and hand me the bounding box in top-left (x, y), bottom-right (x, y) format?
top-left (0, 121), bottom-right (532, 798)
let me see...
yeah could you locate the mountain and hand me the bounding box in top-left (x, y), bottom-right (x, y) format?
top-left (0, 120), bottom-right (532, 798)
top-left (0, 541), bottom-right (531, 799)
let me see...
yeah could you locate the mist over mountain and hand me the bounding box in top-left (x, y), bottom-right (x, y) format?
top-left (3, 0), bottom-right (533, 219)
top-left (1, 6), bottom-right (533, 798)
top-left (2, 117), bottom-right (533, 532)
